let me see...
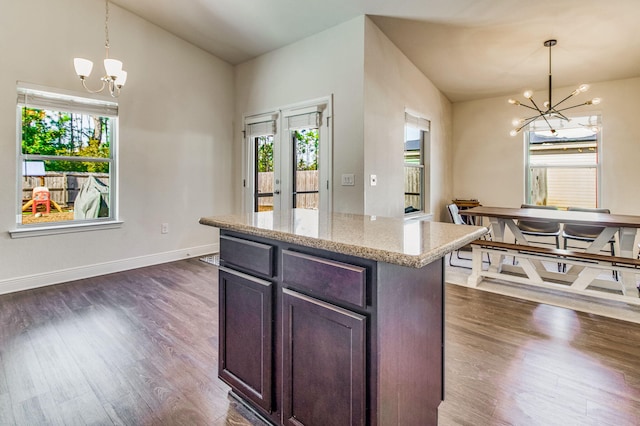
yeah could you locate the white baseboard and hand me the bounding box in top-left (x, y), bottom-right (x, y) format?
top-left (0, 243), bottom-right (219, 296)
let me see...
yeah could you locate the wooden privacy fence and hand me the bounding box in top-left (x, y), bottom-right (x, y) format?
top-left (22, 172), bottom-right (109, 208)
top-left (404, 166), bottom-right (422, 210)
top-left (257, 169), bottom-right (422, 211)
top-left (257, 171), bottom-right (319, 210)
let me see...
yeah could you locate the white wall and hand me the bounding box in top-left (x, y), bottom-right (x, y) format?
top-left (234, 16), bottom-right (455, 220)
top-left (0, 0), bottom-right (234, 292)
top-left (452, 77), bottom-right (640, 215)
top-left (363, 18), bottom-right (453, 220)
top-left (235, 17), bottom-right (366, 214)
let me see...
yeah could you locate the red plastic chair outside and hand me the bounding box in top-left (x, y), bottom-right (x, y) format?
top-left (32, 186), bottom-right (51, 214)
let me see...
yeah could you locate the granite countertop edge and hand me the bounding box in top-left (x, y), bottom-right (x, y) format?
top-left (200, 217), bottom-right (488, 268)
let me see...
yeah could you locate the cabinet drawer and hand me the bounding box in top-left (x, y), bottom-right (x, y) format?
top-left (282, 250), bottom-right (366, 308)
top-left (220, 235), bottom-right (274, 277)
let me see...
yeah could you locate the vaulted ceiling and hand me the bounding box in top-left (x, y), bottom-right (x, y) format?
top-left (111, 0), bottom-right (640, 102)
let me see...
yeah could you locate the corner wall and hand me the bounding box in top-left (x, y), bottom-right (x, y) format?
top-left (235, 17), bottom-right (366, 214)
top-left (363, 18), bottom-right (453, 220)
top-left (0, 0), bottom-right (234, 292)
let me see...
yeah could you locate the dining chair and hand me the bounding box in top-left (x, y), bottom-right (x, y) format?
top-left (517, 204), bottom-right (561, 248)
top-left (562, 207), bottom-right (617, 278)
top-left (447, 203), bottom-right (490, 268)
top-left (516, 204), bottom-right (562, 271)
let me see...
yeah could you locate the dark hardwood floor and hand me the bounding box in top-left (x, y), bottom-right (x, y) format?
top-left (0, 259), bottom-right (260, 425)
top-left (1, 258), bottom-right (639, 425)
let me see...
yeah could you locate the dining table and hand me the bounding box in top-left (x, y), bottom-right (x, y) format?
top-left (461, 206), bottom-right (640, 299)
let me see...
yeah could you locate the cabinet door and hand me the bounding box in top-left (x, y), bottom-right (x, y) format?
top-left (219, 267), bottom-right (273, 412)
top-left (282, 289), bottom-right (366, 426)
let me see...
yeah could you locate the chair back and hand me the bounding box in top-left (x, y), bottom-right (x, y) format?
top-left (567, 207), bottom-right (610, 214)
top-left (447, 204), bottom-right (465, 225)
top-left (521, 204), bottom-right (557, 210)
top-left (518, 204), bottom-right (561, 233)
top-left (564, 207), bottom-right (609, 238)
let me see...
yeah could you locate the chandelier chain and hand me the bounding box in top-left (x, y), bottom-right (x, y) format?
top-left (104, 0), bottom-right (110, 54)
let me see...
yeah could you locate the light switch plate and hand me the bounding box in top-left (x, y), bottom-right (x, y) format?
top-left (341, 174), bottom-right (355, 186)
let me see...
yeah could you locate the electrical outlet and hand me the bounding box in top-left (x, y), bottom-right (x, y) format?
top-left (161, 223), bottom-right (169, 234)
top-left (370, 174), bottom-right (377, 186)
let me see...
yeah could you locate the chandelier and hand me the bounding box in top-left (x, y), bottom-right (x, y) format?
top-left (509, 39), bottom-right (600, 136)
top-left (73, 0), bottom-right (127, 97)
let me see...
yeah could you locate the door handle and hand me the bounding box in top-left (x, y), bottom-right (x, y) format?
top-left (274, 190), bottom-right (281, 194)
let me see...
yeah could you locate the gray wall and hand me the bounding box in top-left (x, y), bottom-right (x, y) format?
top-left (0, 0), bottom-right (235, 291)
top-left (235, 16), bottom-right (366, 214)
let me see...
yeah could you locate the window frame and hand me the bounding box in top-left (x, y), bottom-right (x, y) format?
top-left (10, 83), bottom-right (121, 238)
top-left (403, 111), bottom-right (430, 217)
top-left (524, 115), bottom-right (602, 209)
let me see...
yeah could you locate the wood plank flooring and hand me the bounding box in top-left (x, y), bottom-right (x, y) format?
top-left (0, 259), bottom-right (260, 425)
top-left (1, 258), bottom-right (639, 425)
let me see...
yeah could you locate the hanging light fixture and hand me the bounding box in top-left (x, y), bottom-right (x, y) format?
top-left (509, 39), bottom-right (600, 136)
top-left (73, 0), bottom-right (127, 97)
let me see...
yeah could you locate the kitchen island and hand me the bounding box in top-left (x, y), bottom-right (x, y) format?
top-left (199, 209), bottom-right (487, 426)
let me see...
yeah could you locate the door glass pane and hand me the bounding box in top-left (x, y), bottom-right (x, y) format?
top-left (293, 129), bottom-right (319, 209)
top-left (255, 135), bottom-right (274, 212)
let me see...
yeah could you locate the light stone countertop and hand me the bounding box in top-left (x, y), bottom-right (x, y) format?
top-left (199, 209), bottom-right (488, 268)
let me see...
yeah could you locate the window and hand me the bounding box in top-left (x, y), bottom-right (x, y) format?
top-left (15, 85), bottom-right (118, 231)
top-left (526, 115), bottom-right (601, 208)
top-left (404, 112), bottom-right (430, 215)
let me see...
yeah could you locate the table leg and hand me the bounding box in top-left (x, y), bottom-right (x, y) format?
top-left (618, 227), bottom-right (639, 297)
top-left (564, 227), bottom-right (617, 276)
top-left (503, 220), bottom-right (548, 271)
top-left (487, 218), bottom-right (506, 272)
top-left (467, 246), bottom-right (484, 287)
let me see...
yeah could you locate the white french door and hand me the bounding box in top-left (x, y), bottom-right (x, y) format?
top-left (243, 97), bottom-right (332, 215)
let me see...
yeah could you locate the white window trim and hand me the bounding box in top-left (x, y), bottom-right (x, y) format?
top-left (243, 111), bottom-right (280, 213)
top-left (404, 110), bottom-right (430, 216)
top-left (524, 114), bottom-right (602, 207)
top-left (11, 82), bottom-right (120, 238)
top-left (9, 220), bottom-right (124, 239)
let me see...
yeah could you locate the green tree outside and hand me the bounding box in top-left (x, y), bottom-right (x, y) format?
top-left (294, 129), bottom-right (318, 171)
top-left (21, 107), bottom-right (110, 173)
top-left (256, 135), bottom-right (273, 173)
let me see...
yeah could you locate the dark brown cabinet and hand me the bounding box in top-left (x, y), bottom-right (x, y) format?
top-left (217, 230), bottom-right (444, 426)
top-left (282, 288), bottom-right (366, 426)
top-left (218, 268), bottom-right (273, 412)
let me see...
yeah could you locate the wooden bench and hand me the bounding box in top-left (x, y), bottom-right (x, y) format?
top-left (472, 239), bottom-right (640, 267)
top-left (467, 239), bottom-right (640, 303)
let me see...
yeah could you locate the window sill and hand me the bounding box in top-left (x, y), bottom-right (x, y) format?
top-left (404, 212), bottom-right (433, 221)
top-left (9, 220), bottom-right (123, 239)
